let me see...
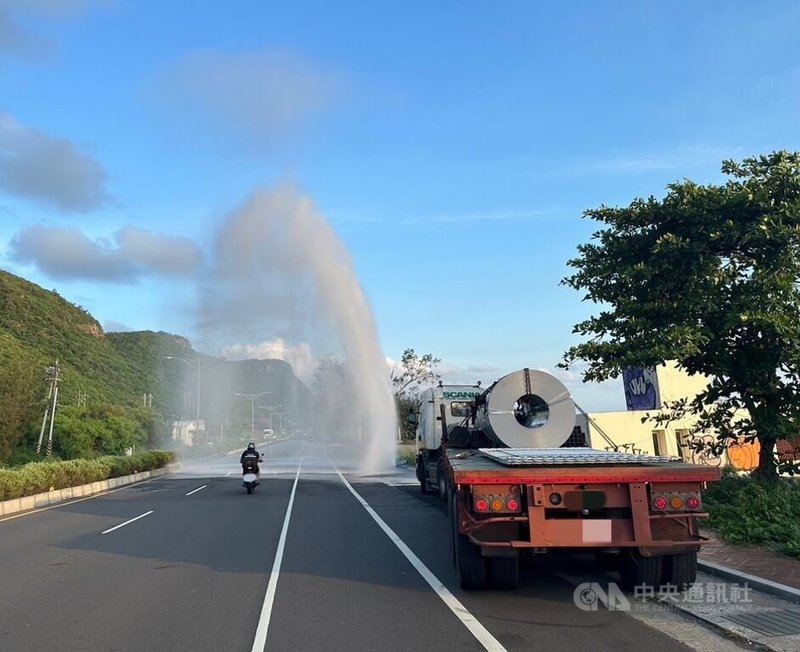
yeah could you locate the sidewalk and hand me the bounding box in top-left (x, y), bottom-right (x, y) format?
top-left (699, 527), bottom-right (800, 593)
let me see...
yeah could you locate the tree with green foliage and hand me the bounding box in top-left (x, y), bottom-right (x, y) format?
top-left (561, 151), bottom-right (800, 482)
top-left (391, 349), bottom-right (441, 397)
top-left (53, 404), bottom-right (149, 458)
top-left (0, 357), bottom-right (45, 464)
top-left (391, 349), bottom-right (441, 440)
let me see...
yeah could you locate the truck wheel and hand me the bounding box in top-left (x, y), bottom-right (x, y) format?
top-left (418, 458), bottom-right (434, 495)
top-left (451, 493), bottom-right (486, 590)
top-left (437, 461), bottom-right (448, 502)
top-left (661, 551), bottom-right (697, 590)
top-left (618, 550), bottom-right (662, 591)
top-left (487, 556), bottom-right (519, 590)
top-left (447, 489), bottom-right (456, 563)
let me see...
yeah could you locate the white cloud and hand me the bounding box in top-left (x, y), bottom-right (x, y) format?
top-left (156, 49), bottom-right (341, 146)
top-left (222, 338), bottom-right (317, 384)
top-left (103, 319), bottom-right (133, 332)
top-left (114, 226), bottom-right (203, 277)
top-left (0, 113), bottom-right (111, 212)
top-left (549, 364), bottom-right (627, 413)
top-left (8, 224), bottom-right (203, 281)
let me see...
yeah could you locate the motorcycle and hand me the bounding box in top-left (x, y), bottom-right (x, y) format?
top-left (242, 456), bottom-right (262, 494)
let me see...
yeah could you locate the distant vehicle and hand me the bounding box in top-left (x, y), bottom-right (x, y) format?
top-left (262, 428), bottom-right (274, 438)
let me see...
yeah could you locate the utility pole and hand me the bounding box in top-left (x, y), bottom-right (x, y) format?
top-left (36, 361), bottom-right (60, 456)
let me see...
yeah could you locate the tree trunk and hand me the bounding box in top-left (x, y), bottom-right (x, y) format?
top-left (751, 434), bottom-right (778, 482)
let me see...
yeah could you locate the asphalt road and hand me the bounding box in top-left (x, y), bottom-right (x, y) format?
top-left (0, 440), bottom-right (741, 652)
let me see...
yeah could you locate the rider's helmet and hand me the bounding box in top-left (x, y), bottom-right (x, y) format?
top-left (247, 442), bottom-right (256, 450)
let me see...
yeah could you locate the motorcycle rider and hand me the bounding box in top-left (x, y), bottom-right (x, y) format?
top-left (240, 442), bottom-right (263, 483)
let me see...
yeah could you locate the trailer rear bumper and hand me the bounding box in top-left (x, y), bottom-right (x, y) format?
top-left (457, 480), bottom-right (711, 555)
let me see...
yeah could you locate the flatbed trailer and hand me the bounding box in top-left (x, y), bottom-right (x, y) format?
top-left (443, 447), bottom-right (722, 590)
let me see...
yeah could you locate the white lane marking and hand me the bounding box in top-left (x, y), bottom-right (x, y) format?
top-left (225, 471), bottom-right (234, 477)
top-left (185, 484), bottom-right (207, 496)
top-left (251, 460), bottom-right (303, 652)
top-left (101, 510), bottom-right (154, 535)
top-left (335, 471), bottom-right (508, 652)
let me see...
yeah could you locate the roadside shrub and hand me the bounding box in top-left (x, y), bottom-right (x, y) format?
top-left (0, 450), bottom-right (175, 501)
top-left (396, 445), bottom-right (417, 466)
top-left (704, 471), bottom-right (800, 558)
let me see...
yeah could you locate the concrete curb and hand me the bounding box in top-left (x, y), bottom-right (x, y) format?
top-left (698, 559), bottom-right (800, 604)
top-left (0, 462), bottom-right (182, 518)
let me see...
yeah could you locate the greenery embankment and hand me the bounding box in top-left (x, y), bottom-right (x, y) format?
top-left (704, 471), bottom-right (800, 558)
top-left (0, 450), bottom-right (175, 501)
top-left (396, 443), bottom-right (416, 466)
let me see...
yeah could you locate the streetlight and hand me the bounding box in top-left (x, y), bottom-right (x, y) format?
top-left (235, 392), bottom-right (271, 437)
top-left (257, 404), bottom-right (282, 433)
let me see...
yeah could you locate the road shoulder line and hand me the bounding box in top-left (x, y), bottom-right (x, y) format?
top-left (335, 470), bottom-right (508, 652)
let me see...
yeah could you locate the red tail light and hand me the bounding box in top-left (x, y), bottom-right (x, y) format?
top-left (686, 495), bottom-right (701, 510)
top-left (652, 491), bottom-right (702, 512)
top-left (471, 485), bottom-right (522, 513)
top-left (653, 495), bottom-right (668, 510)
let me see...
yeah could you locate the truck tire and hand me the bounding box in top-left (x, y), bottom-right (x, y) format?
top-left (618, 550), bottom-right (663, 591)
top-left (661, 551), bottom-right (697, 590)
top-left (447, 489), bottom-right (456, 563)
top-left (437, 460), bottom-right (448, 503)
top-left (417, 458), bottom-right (434, 495)
top-left (451, 493), bottom-right (486, 590)
top-left (487, 556), bottom-right (519, 590)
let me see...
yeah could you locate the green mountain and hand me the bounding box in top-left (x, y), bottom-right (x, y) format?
top-left (0, 269), bottom-right (312, 460)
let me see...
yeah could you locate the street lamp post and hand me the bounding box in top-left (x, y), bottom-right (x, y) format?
top-left (235, 392), bottom-right (271, 437)
top-left (257, 404), bottom-right (282, 432)
top-left (163, 356), bottom-right (203, 440)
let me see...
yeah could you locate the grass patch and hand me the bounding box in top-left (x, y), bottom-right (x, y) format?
top-left (396, 444), bottom-right (417, 466)
top-left (704, 470), bottom-right (800, 558)
top-left (0, 450), bottom-right (175, 501)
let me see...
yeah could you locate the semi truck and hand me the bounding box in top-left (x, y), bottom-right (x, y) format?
top-left (413, 368), bottom-right (721, 591)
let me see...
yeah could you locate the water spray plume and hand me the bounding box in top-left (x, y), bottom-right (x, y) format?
top-left (199, 183), bottom-right (397, 473)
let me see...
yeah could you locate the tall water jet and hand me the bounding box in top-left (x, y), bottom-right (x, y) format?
top-left (197, 183), bottom-right (397, 473)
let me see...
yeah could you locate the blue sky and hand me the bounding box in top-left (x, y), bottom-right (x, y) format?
top-left (1, 1), bottom-right (798, 411)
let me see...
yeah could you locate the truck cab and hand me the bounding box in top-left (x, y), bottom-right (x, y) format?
top-left (415, 383), bottom-right (483, 496)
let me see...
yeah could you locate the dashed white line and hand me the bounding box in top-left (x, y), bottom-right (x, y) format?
top-left (185, 485), bottom-right (207, 496)
top-left (225, 471), bottom-right (234, 477)
top-left (101, 510), bottom-right (154, 534)
top-left (335, 470), bottom-right (508, 652)
top-left (250, 460), bottom-right (303, 652)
